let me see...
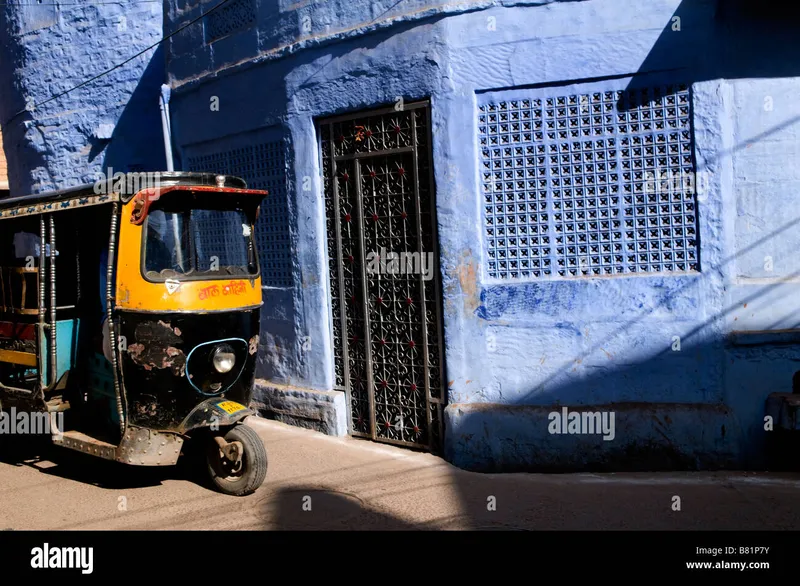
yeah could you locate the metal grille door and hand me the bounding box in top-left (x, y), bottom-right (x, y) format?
top-left (320, 101), bottom-right (444, 452)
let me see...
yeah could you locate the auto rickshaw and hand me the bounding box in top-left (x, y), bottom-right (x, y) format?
top-left (0, 172), bottom-right (269, 496)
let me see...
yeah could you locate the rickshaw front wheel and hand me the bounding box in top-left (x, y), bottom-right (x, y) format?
top-left (206, 423), bottom-right (268, 496)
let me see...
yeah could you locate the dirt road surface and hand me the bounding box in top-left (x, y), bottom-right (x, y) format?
top-left (1, 417), bottom-right (799, 530)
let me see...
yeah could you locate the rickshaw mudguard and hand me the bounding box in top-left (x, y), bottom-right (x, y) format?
top-left (177, 397), bottom-right (255, 434)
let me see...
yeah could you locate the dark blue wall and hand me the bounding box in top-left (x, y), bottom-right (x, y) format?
top-left (0, 1), bottom-right (166, 196)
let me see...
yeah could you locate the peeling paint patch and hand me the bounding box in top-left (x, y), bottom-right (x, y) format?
top-left (126, 321), bottom-right (186, 376)
top-left (456, 249), bottom-right (480, 315)
top-left (118, 285), bottom-right (131, 304)
top-left (135, 399), bottom-right (159, 417)
top-left (249, 335), bottom-right (260, 355)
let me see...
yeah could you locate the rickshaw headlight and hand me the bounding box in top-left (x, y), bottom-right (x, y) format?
top-left (212, 345), bottom-right (236, 374)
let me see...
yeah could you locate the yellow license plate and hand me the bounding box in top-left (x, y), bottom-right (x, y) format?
top-left (217, 401), bottom-right (246, 414)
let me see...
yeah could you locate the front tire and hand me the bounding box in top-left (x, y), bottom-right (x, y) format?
top-left (206, 423), bottom-right (267, 496)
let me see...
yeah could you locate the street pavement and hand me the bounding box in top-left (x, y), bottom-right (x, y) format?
top-left (0, 416), bottom-right (799, 530)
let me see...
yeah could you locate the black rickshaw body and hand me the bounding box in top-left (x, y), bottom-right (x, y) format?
top-left (0, 173), bottom-right (270, 495)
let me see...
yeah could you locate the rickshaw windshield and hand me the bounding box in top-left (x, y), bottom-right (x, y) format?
top-left (143, 207), bottom-right (258, 281)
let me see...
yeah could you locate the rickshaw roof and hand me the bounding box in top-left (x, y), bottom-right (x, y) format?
top-left (0, 172), bottom-right (250, 211)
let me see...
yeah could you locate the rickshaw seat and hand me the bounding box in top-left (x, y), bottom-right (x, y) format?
top-left (0, 321), bottom-right (35, 340)
top-left (0, 266), bottom-right (39, 315)
top-left (0, 319), bottom-right (36, 364)
top-left (0, 349), bottom-right (37, 367)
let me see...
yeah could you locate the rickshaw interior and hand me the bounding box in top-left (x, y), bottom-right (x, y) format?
top-left (0, 203), bottom-right (119, 441)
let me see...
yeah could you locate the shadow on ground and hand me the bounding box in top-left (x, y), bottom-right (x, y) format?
top-left (255, 481), bottom-right (544, 530)
top-left (256, 487), bottom-right (420, 530)
top-left (252, 467), bottom-right (800, 531)
top-left (0, 433), bottom-right (205, 491)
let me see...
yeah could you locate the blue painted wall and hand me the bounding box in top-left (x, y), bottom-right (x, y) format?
top-left (0, 0), bottom-right (166, 196)
top-left (164, 0), bottom-right (800, 470)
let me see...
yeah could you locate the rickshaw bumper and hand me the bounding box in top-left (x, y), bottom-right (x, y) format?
top-left (176, 396), bottom-right (255, 434)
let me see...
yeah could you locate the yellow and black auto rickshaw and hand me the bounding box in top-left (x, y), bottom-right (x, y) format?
top-left (0, 172), bottom-right (269, 495)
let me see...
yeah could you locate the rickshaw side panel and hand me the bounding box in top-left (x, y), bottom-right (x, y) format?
top-left (116, 309), bottom-right (260, 431)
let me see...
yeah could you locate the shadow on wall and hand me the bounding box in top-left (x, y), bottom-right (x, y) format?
top-left (0, 30), bottom-right (166, 195)
top-left (444, 336), bottom-right (796, 474)
top-left (92, 46), bottom-right (168, 174)
top-left (619, 0), bottom-right (800, 169)
top-left (619, 0), bottom-right (800, 113)
top-left (449, 0), bottom-right (800, 474)
top-left (0, 10), bottom-right (47, 196)
top-left (167, 15), bottom-right (452, 387)
top-left (446, 209), bottom-right (800, 471)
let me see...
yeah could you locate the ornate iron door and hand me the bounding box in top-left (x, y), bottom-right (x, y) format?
top-left (320, 101), bottom-right (444, 452)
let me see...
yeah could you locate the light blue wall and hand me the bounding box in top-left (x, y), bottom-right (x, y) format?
top-left (0, 1), bottom-right (166, 196)
top-left (164, 0), bottom-right (800, 470)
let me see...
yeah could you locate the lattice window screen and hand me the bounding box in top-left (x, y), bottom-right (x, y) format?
top-left (187, 140), bottom-right (292, 287)
top-left (478, 83), bottom-right (699, 280)
top-left (205, 0), bottom-right (256, 43)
